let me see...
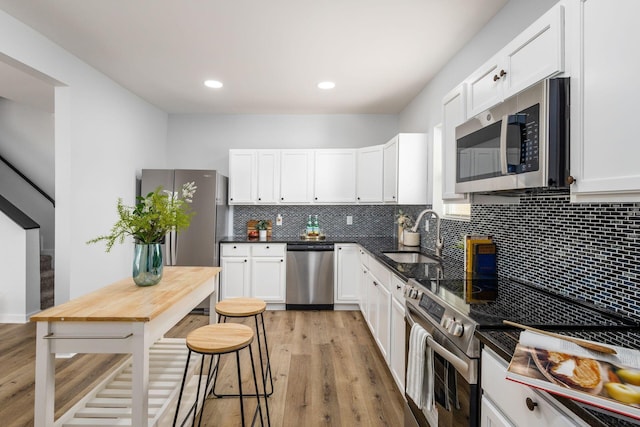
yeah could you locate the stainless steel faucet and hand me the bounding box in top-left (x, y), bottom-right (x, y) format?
top-left (411, 209), bottom-right (444, 258)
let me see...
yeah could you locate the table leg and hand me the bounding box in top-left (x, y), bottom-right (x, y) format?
top-left (131, 323), bottom-right (150, 426)
top-left (34, 322), bottom-right (55, 427)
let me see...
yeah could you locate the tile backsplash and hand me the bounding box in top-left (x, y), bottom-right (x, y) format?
top-left (232, 194), bottom-right (640, 322)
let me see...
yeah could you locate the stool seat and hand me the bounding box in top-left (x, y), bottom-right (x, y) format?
top-left (186, 323), bottom-right (253, 354)
top-left (216, 297), bottom-right (267, 317)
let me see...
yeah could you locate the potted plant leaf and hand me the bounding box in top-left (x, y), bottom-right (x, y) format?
top-left (255, 220), bottom-right (269, 241)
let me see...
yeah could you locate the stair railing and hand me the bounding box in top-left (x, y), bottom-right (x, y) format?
top-left (0, 153), bottom-right (54, 206)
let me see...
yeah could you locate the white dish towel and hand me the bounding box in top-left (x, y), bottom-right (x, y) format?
top-left (406, 323), bottom-right (437, 425)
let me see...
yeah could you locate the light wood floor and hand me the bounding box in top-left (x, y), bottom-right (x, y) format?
top-left (0, 310), bottom-right (404, 427)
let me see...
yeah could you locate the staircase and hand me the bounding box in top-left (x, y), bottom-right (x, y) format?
top-left (40, 254), bottom-right (54, 309)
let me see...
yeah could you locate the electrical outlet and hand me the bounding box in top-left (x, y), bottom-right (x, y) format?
top-left (346, 215), bottom-right (353, 225)
top-left (425, 221), bottom-right (429, 232)
top-left (276, 214), bottom-right (283, 226)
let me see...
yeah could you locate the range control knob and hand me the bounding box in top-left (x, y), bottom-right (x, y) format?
top-left (448, 320), bottom-right (464, 337)
top-left (441, 316), bottom-right (453, 329)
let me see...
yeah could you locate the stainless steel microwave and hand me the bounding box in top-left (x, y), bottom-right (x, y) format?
top-left (455, 78), bottom-right (569, 194)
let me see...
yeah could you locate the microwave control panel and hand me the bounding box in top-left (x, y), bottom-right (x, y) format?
top-left (507, 104), bottom-right (540, 174)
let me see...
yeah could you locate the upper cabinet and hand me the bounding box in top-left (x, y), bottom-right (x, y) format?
top-left (228, 137), bottom-right (427, 205)
top-left (314, 149), bottom-right (357, 203)
top-left (280, 149), bottom-right (314, 203)
top-left (383, 133), bottom-right (429, 205)
top-left (442, 85), bottom-right (470, 202)
top-left (228, 149), bottom-right (256, 204)
top-left (357, 145), bottom-right (384, 203)
top-left (568, 0), bottom-right (640, 202)
top-left (465, 4), bottom-right (564, 117)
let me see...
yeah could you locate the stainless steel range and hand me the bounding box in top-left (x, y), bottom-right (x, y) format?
top-left (403, 275), bottom-right (637, 427)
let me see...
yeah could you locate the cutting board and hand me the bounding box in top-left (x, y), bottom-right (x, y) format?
top-left (247, 220), bottom-right (272, 238)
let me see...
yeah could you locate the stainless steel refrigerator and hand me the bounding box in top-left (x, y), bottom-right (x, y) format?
top-left (140, 169), bottom-right (228, 267)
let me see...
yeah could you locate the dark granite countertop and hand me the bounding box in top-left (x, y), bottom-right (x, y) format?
top-left (221, 236), bottom-right (640, 425)
top-left (477, 329), bottom-right (640, 427)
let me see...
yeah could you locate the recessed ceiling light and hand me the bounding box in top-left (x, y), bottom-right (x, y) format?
top-left (318, 81), bottom-right (336, 90)
top-left (204, 80), bottom-right (223, 89)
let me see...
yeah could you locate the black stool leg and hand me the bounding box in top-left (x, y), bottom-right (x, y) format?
top-left (259, 312), bottom-right (274, 396)
top-left (253, 316), bottom-right (271, 426)
top-left (173, 349), bottom-right (192, 427)
top-left (248, 344), bottom-right (265, 427)
top-left (192, 351), bottom-right (207, 427)
top-left (237, 350), bottom-right (246, 427)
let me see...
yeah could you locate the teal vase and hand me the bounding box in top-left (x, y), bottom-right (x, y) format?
top-left (132, 243), bottom-right (163, 286)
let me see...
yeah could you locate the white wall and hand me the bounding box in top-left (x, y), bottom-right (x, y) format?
top-left (0, 10), bottom-right (169, 301)
top-left (166, 114), bottom-right (398, 175)
top-left (0, 213), bottom-right (39, 322)
top-left (398, 0), bottom-right (559, 133)
top-left (0, 98), bottom-right (55, 253)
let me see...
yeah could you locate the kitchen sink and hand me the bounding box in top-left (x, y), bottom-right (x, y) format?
top-left (382, 252), bottom-right (440, 264)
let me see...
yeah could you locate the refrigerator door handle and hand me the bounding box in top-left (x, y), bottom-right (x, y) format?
top-left (170, 229), bottom-right (177, 265)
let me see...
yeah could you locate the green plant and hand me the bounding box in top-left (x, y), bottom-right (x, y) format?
top-left (255, 220), bottom-right (269, 230)
top-left (395, 209), bottom-right (415, 229)
top-left (87, 182), bottom-right (197, 252)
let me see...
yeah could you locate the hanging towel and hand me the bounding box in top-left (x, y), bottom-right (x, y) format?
top-left (406, 323), bottom-right (438, 426)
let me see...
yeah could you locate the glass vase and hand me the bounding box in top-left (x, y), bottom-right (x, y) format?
top-left (132, 243), bottom-right (163, 286)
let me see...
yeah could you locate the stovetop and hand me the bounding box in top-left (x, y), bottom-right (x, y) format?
top-left (410, 275), bottom-right (638, 330)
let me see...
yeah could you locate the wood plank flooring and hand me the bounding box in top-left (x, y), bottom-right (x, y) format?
top-left (0, 310), bottom-right (404, 427)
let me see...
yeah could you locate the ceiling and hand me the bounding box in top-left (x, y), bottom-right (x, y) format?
top-left (0, 0), bottom-right (508, 114)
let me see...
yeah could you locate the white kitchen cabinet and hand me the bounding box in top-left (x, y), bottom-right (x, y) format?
top-left (335, 244), bottom-right (360, 304)
top-left (220, 243), bottom-right (286, 303)
top-left (280, 149), bottom-right (314, 203)
top-left (383, 133), bottom-right (429, 204)
top-left (569, 0), bottom-right (640, 202)
top-left (314, 149), bottom-right (357, 203)
top-left (359, 248), bottom-right (369, 315)
top-left (356, 145), bottom-right (384, 203)
top-left (251, 256), bottom-right (286, 302)
top-left (374, 276), bottom-right (391, 363)
top-left (481, 348), bottom-right (588, 427)
top-left (220, 256), bottom-right (250, 299)
top-left (466, 4), bottom-right (564, 117)
top-left (442, 85), bottom-right (470, 202)
top-left (257, 150), bottom-right (280, 203)
top-left (228, 150), bottom-right (256, 204)
top-left (390, 275), bottom-right (406, 393)
top-left (365, 270), bottom-right (377, 335)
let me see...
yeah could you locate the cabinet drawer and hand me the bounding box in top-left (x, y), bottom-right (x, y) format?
top-left (221, 244), bottom-right (251, 257)
top-left (391, 275), bottom-right (406, 302)
top-left (481, 349), bottom-right (586, 427)
top-left (368, 258), bottom-right (391, 290)
top-left (252, 243), bottom-right (286, 257)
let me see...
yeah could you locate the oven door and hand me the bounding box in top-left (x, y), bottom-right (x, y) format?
top-left (404, 303), bottom-right (479, 427)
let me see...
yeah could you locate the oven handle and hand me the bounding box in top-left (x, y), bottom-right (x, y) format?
top-left (406, 305), bottom-right (470, 376)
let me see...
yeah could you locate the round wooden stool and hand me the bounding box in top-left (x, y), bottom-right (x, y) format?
top-left (212, 298), bottom-right (273, 425)
top-left (173, 323), bottom-right (264, 427)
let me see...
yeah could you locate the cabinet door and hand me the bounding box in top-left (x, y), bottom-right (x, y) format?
top-left (365, 271), bottom-right (378, 334)
top-left (335, 244), bottom-right (360, 303)
top-left (465, 54), bottom-right (503, 118)
top-left (375, 279), bottom-right (391, 363)
top-left (250, 256), bottom-right (286, 302)
top-left (390, 296), bottom-right (406, 392)
top-left (442, 86), bottom-right (470, 201)
top-left (383, 137), bottom-right (398, 202)
top-left (359, 265), bottom-right (368, 315)
top-left (257, 150), bottom-right (280, 203)
top-left (503, 4), bottom-right (564, 98)
top-left (314, 149), bottom-right (357, 203)
top-left (356, 145), bottom-right (384, 202)
top-left (220, 257), bottom-right (249, 299)
top-left (280, 150), bottom-right (314, 203)
top-left (571, 0), bottom-right (640, 201)
top-left (228, 150), bottom-right (256, 204)
top-left (481, 397), bottom-right (514, 427)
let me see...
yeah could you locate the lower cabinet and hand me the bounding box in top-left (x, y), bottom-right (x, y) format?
top-left (390, 275), bottom-right (406, 393)
top-left (335, 243), bottom-right (361, 304)
top-left (220, 243), bottom-right (286, 303)
top-left (481, 348), bottom-right (588, 427)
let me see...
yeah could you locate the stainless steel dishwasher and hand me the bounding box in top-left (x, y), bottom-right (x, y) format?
top-left (285, 242), bottom-right (334, 310)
